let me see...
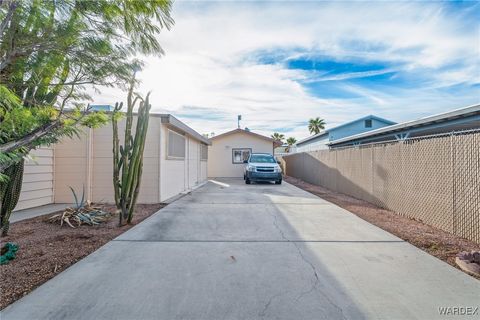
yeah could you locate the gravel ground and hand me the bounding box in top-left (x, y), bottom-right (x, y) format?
top-left (284, 175), bottom-right (480, 280)
top-left (0, 203), bottom-right (165, 309)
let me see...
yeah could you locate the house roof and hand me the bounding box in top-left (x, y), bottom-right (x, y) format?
top-left (328, 103), bottom-right (480, 146)
top-left (156, 114), bottom-right (211, 145)
top-left (210, 128), bottom-right (282, 147)
top-left (87, 108), bottom-right (210, 145)
top-left (296, 115), bottom-right (396, 146)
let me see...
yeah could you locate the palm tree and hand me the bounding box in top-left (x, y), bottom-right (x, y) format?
top-left (286, 137), bottom-right (297, 152)
top-left (271, 132), bottom-right (285, 142)
top-left (308, 117), bottom-right (326, 135)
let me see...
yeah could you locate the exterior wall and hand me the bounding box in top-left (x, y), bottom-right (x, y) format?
top-left (159, 125), bottom-right (208, 201)
top-left (54, 118), bottom-right (162, 204)
top-left (160, 125), bottom-right (186, 201)
top-left (328, 118), bottom-right (392, 141)
top-left (208, 132), bottom-right (274, 177)
top-left (54, 129), bottom-right (90, 203)
top-left (15, 147), bottom-right (54, 211)
top-left (93, 117), bottom-right (161, 203)
top-left (52, 116), bottom-right (207, 205)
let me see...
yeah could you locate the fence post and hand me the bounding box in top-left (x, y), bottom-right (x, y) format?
top-left (451, 133), bottom-right (456, 236)
top-left (371, 145), bottom-right (374, 202)
top-left (334, 148), bottom-right (338, 192)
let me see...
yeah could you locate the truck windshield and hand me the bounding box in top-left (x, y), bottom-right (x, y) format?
top-left (249, 155), bottom-right (276, 163)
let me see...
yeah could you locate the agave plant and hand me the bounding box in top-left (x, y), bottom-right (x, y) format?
top-left (48, 186), bottom-right (110, 228)
top-left (69, 186), bottom-right (86, 210)
top-left (48, 206), bottom-right (110, 228)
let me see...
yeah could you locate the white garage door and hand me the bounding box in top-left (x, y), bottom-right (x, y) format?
top-left (14, 147), bottom-right (54, 211)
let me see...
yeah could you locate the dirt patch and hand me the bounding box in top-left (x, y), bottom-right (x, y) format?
top-left (284, 175), bottom-right (480, 280)
top-left (0, 203), bottom-right (165, 309)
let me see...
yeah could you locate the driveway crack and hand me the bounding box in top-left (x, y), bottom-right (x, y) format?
top-left (259, 292), bottom-right (284, 318)
top-left (268, 210), bottom-right (347, 320)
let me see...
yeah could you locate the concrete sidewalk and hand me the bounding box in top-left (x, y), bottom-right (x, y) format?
top-left (2, 179), bottom-right (479, 319)
top-left (11, 204), bottom-right (69, 223)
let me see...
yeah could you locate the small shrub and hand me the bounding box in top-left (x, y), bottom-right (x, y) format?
top-left (0, 242), bottom-right (18, 265)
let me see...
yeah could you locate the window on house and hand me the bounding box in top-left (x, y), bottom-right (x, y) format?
top-left (200, 144), bottom-right (208, 161)
top-left (365, 119), bottom-right (372, 128)
top-left (167, 129), bottom-right (186, 159)
top-left (232, 148), bottom-right (251, 164)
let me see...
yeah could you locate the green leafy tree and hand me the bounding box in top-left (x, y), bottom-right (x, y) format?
top-left (0, 0), bottom-right (173, 235)
top-left (0, 86), bottom-right (107, 235)
top-left (308, 117), bottom-right (326, 135)
top-left (286, 137), bottom-right (297, 152)
top-left (271, 132), bottom-right (285, 142)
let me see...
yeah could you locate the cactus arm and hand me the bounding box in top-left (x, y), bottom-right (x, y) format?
top-left (112, 78), bottom-right (151, 226)
top-left (0, 159), bottom-right (25, 236)
top-left (112, 102), bottom-right (122, 224)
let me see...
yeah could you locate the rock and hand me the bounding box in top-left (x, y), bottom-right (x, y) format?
top-left (455, 251), bottom-right (480, 276)
top-left (472, 251), bottom-right (480, 263)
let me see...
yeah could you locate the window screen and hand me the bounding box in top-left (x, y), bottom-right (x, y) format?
top-left (232, 148), bottom-right (251, 163)
top-left (167, 130), bottom-right (186, 159)
top-left (200, 144), bottom-right (208, 161)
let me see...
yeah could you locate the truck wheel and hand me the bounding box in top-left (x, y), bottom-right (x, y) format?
top-left (275, 179), bottom-right (282, 185)
top-left (245, 178), bottom-right (251, 184)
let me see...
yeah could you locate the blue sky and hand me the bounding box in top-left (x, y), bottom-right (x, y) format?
top-left (92, 1), bottom-right (480, 140)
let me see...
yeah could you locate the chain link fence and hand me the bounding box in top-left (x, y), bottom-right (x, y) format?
top-left (283, 129), bottom-right (480, 243)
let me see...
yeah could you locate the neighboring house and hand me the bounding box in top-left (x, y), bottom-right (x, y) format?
top-left (15, 114), bottom-right (210, 211)
top-left (295, 115), bottom-right (396, 152)
top-left (208, 128), bottom-right (281, 178)
top-left (328, 104), bottom-right (480, 148)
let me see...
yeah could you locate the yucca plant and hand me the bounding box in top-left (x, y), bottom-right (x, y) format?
top-left (112, 77), bottom-right (151, 226)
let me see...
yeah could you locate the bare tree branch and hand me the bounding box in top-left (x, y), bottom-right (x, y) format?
top-left (0, 120), bottom-right (62, 154)
top-left (0, 0), bottom-right (17, 36)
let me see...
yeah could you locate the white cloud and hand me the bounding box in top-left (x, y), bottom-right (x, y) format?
top-left (89, 1), bottom-right (479, 140)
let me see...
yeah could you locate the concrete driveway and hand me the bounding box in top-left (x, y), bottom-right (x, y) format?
top-left (3, 179), bottom-right (480, 320)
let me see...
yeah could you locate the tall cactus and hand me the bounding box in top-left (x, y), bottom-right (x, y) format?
top-left (0, 159), bottom-right (25, 236)
top-left (112, 79), bottom-right (151, 226)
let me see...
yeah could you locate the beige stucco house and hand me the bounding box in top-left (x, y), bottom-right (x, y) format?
top-left (15, 114), bottom-right (210, 211)
top-left (207, 128), bottom-right (280, 178)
